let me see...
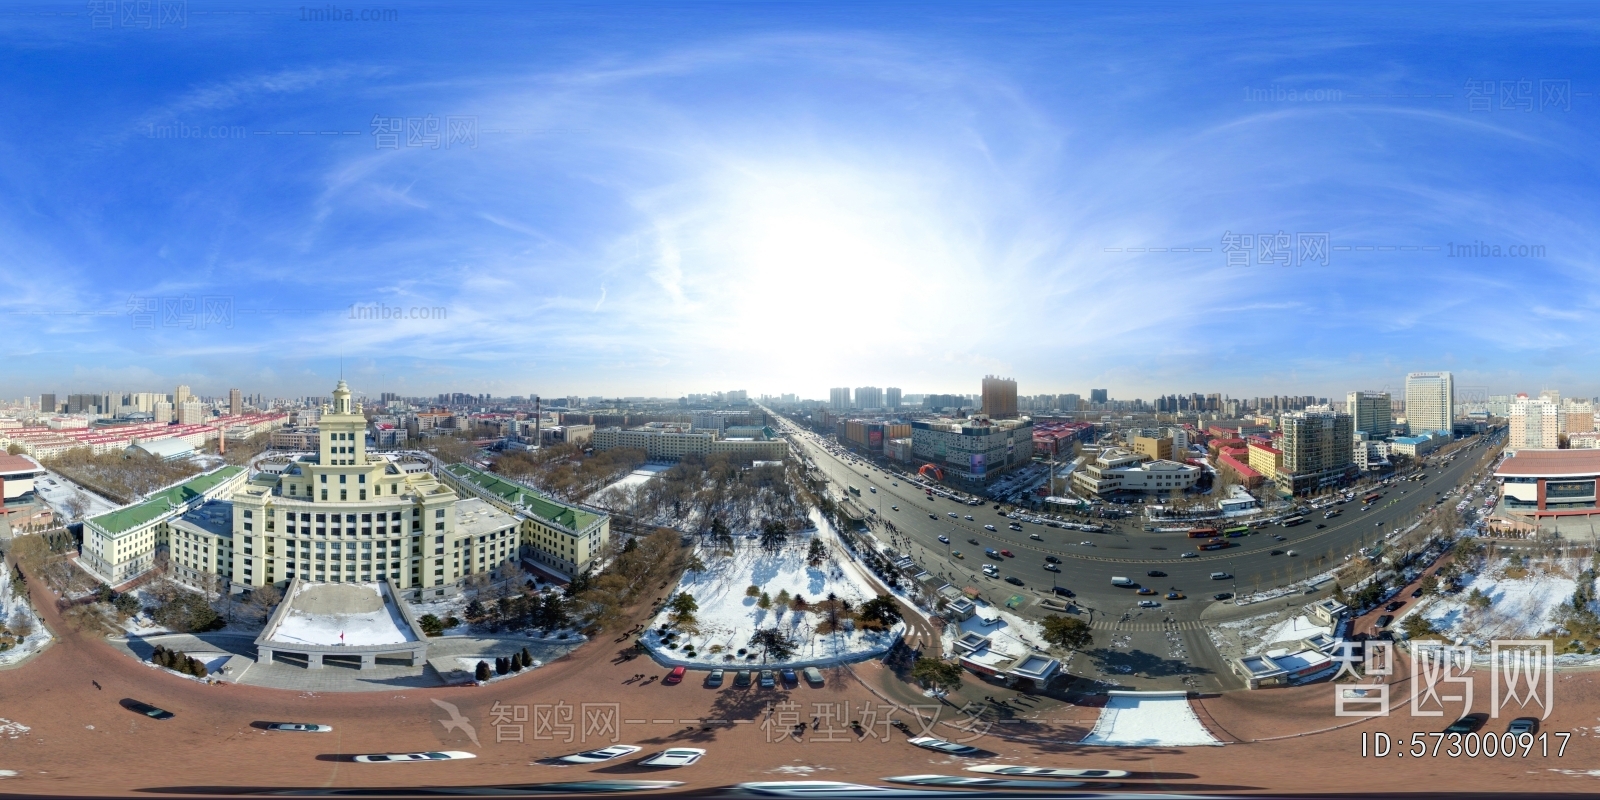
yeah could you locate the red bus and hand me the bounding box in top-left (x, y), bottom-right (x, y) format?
top-left (1199, 539), bottom-right (1229, 550)
top-left (1187, 527), bottom-right (1220, 539)
top-left (1363, 492), bottom-right (1381, 504)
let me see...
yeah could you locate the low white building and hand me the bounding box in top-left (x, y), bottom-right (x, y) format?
top-left (1071, 447), bottom-right (1200, 499)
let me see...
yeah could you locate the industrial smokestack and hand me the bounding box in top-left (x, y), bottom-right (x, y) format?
top-left (534, 395), bottom-right (541, 446)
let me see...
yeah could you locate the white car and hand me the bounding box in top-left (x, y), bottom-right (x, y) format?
top-left (1029, 533), bottom-right (1042, 540)
top-left (907, 736), bottom-right (980, 756)
top-left (983, 525), bottom-right (997, 531)
top-left (964, 515), bottom-right (974, 521)
top-left (938, 535), bottom-right (949, 543)
top-left (558, 744), bottom-right (642, 764)
top-left (353, 751), bottom-right (476, 763)
top-left (640, 748), bottom-right (705, 767)
top-left (266, 722), bottom-right (332, 733)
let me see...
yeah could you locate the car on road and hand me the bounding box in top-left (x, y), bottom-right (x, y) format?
top-left (1181, 551), bottom-right (1198, 558)
top-left (984, 525), bottom-right (997, 531)
top-left (1213, 592), bottom-right (1233, 600)
top-left (267, 723), bottom-right (332, 733)
top-left (1136, 587), bottom-right (1156, 595)
top-left (891, 506), bottom-right (898, 511)
top-left (780, 667), bottom-right (797, 684)
top-left (1316, 524), bottom-right (1327, 529)
top-left (1005, 576), bottom-right (1024, 586)
top-left (1411, 587), bottom-right (1424, 598)
top-left (734, 670), bottom-right (753, 687)
top-left (1385, 600), bottom-right (1406, 612)
top-left (938, 535), bottom-right (949, 543)
top-left (968, 537), bottom-right (981, 545)
top-left (930, 514), bottom-right (938, 519)
top-left (354, 751), bottom-right (476, 763)
top-left (1043, 563), bottom-right (1059, 572)
top-left (664, 666), bottom-right (686, 684)
top-left (1010, 524), bottom-right (1024, 531)
top-left (999, 549), bottom-right (1013, 557)
top-left (1270, 550), bottom-right (1283, 556)
top-left (1375, 521), bottom-right (1383, 526)
top-left (1079, 540), bottom-right (1095, 546)
top-left (984, 548), bottom-right (1000, 559)
top-left (948, 512), bottom-right (959, 518)
top-left (1044, 555), bottom-right (1061, 563)
top-left (706, 669), bottom-right (724, 687)
top-left (964, 515), bottom-right (974, 521)
top-left (1051, 586), bottom-right (1075, 597)
top-left (803, 666), bottom-right (825, 686)
top-left (640, 748), bottom-right (706, 767)
top-left (1146, 570), bottom-right (1166, 577)
top-left (1507, 717), bottom-right (1539, 735)
top-left (1166, 592), bottom-right (1184, 600)
top-left (759, 669), bottom-right (776, 689)
top-left (126, 701), bottom-right (174, 720)
top-left (1376, 614), bottom-right (1394, 628)
top-left (1138, 600), bottom-right (1159, 607)
top-left (952, 550), bottom-right (963, 559)
top-left (559, 745), bottom-right (643, 764)
top-left (1273, 535), bottom-right (1287, 541)
top-left (1211, 572), bottom-right (1232, 579)
top-left (1443, 714), bottom-right (1487, 735)
top-left (908, 736), bottom-right (981, 756)
top-left (1029, 533), bottom-right (1042, 540)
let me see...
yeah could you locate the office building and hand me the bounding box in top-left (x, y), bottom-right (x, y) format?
top-left (1404, 372), bottom-right (1454, 436)
top-left (1276, 410), bottom-right (1356, 495)
top-left (829, 387), bottom-right (851, 411)
top-left (39, 393), bottom-right (57, 414)
top-left (229, 388), bottom-right (243, 417)
top-left (591, 424), bottom-right (788, 461)
top-left (981, 376), bottom-right (1018, 419)
top-left (1090, 389), bottom-right (1108, 405)
top-left (1346, 391), bottom-right (1392, 438)
top-left (886, 387), bottom-right (902, 409)
top-left (1495, 449), bottom-right (1600, 520)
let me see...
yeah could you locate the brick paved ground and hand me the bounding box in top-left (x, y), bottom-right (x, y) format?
top-left (6, 562), bottom-right (1600, 795)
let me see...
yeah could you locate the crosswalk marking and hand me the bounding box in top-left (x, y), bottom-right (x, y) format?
top-left (1092, 619), bottom-right (1208, 632)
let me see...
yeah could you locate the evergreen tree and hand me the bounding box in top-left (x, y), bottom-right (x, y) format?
top-left (476, 660), bottom-right (491, 682)
top-left (520, 646), bottom-right (532, 668)
top-left (510, 654), bottom-right (523, 672)
top-left (496, 656), bottom-right (509, 675)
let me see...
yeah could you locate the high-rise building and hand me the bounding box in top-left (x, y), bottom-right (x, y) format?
top-left (1062, 393), bottom-right (1081, 411)
top-left (178, 400), bottom-right (205, 425)
top-left (1509, 394), bottom-right (1560, 449)
top-left (39, 393), bottom-right (57, 414)
top-left (829, 387), bottom-right (852, 411)
top-left (854, 386), bottom-right (883, 410)
top-left (229, 388), bottom-right (242, 417)
top-left (1277, 410), bottom-right (1356, 494)
top-left (1090, 389), bottom-right (1108, 405)
top-left (1346, 391), bottom-right (1392, 438)
top-left (1404, 372), bottom-right (1454, 436)
top-left (981, 376), bottom-right (1018, 419)
top-left (175, 384), bottom-right (192, 408)
top-left (154, 400), bottom-right (173, 424)
top-left (886, 387), bottom-right (902, 409)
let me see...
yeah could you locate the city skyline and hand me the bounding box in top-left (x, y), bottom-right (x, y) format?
top-left (4, 5), bottom-right (1599, 398)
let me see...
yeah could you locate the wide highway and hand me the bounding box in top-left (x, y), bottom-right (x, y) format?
top-left (778, 415), bottom-right (1499, 621)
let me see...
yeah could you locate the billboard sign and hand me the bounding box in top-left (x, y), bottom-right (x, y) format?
top-left (971, 453), bottom-right (987, 477)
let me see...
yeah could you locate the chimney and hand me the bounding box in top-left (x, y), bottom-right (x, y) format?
top-left (219, 432), bottom-right (226, 456)
top-left (534, 395), bottom-right (541, 445)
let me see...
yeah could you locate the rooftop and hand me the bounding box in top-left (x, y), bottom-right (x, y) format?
top-left (446, 462), bottom-right (601, 533)
top-left (1496, 448), bottom-right (1600, 478)
top-left (0, 453), bottom-right (44, 476)
top-left (89, 466), bottom-right (244, 536)
top-left (455, 497), bottom-right (520, 537)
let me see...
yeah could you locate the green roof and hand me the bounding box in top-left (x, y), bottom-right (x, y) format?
top-left (89, 466), bottom-right (245, 536)
top-left (446, 463), bottom-right (602, 533)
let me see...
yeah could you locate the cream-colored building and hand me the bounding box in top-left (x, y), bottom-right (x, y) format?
top-left (81, 466), bottom-right (248, 586)
top-left (592, 425), bottom-right (788, 462)
top-left (444, 463), bottom-right (610, 579)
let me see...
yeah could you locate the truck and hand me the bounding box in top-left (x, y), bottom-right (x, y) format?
top-left (1111, 576), bottom-right (1135, 587)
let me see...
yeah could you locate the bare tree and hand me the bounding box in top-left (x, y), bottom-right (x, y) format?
top-left (63, 490), bottom-right (90, 521)
top-left (248, 584), bottom-right (283, 623)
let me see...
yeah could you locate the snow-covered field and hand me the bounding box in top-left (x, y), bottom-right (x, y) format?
top-left (588, 465), bottom-right (670, 506)
top-left (265, 582), bottom-right (414, 647)
top-left (1079, 692), bottom-right (1222, 747)
top-left (0, 564), bottom-right (51, 667)
top-left (1423, 559), bottom-right (1586, 645)
top-left (643, 523), bottom-right (902, 667)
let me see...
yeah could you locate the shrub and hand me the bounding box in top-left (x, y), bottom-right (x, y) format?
top-left (476, 661), bottom-right (491, 682)
top-left (520, 647), bottom-right (532, 667)
top-left (496, 656), bottom-right (509, 675)
top-left (745, 585), bottom-right (760, 598)
top-left (419, 614), bottom-right (445, 636)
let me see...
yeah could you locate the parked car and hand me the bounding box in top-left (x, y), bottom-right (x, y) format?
top-left (1376, 614), bottom-right (1394, 628)
top-left (1385, 600), bottom-right (1406, 612)
top-left (758, 669), bottom-right (776, 689)
top-left (734, 670), bottom-right (753, 688)
top-left (125, 701), bottom-right (174, 720)
top-left (802, 666), bottom-right (825, 686)
top-left (1213, 592), bottom-right (1233, 600)
top-left (1444, 714), bottom-right (1487, 734)
top-left (266, 723), bottom-right (332, 733)
top-left (664, 666), bottom-right (686, 684)
top-left (938, 535), bottom-right (949, 543)
top-left (354, 751), bottom-right (476, 763)
top-left (908, 736), bottom-right (981, 756)
top-left (780, 667), bottom-right (797, 684)
top-left (705, 669), bottom-right (724, 688)
top-left (1507, 717), bottom-right (1539, 735)
top-left (640, 748), bottom-right (706, 767)
top-left (1005, 576), bottom-right (1024, 586)
top-left (559, 745), bottom-right (643, 764)
top-left (1051, 586), bottom-right (1075, 597)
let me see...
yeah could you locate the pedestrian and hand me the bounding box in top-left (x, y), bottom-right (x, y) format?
top-left (92, 680), bottom-right (101, 690)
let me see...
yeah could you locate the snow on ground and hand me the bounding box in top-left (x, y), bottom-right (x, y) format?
top-left (0, 561), bottom-right (51, 667)
top-left (643, 522), bottom-right (901, 667)
top-left (1079, 692), bottom-right (1222, 747)
top-left (265, 582), bottom-right (414, 647)
top-left (588, 464), bottom-right (670, 505)
top-left (1423, 559), bottom-right (1583, 646)
top-left (35, 470), bottom-right (120, 519)
top-left (1207, 606), bottom-right (1308, 663)
top-left (1259, 615), bottom-right (1332, 649)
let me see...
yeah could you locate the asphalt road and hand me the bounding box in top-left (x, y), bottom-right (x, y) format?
top-left (781, 419), bottom-right (1500, 622)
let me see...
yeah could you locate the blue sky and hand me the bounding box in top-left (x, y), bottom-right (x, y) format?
top-left (2, 2), bottom-right (1598, 402)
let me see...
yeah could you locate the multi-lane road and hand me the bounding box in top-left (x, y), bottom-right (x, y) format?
top-left (779, 416), bottom-right (1499, 623)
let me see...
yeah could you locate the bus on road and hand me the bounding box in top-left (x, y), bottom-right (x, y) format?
top-left (1187, 527), bottom-right (1220, 538)
top-left (1282, 515), bottom-right (1307, 527)
top-left (1363, 492), bottom-right (1381, 504)
top-left (848, 486), bottom-right (861, 496)
top-left (1199, 538), bottom-right (1230, 550)
top-left (1222, 525), bottom-right (1250, 537)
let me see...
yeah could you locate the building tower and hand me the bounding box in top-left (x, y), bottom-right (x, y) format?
top-left (1404, 372), bottom-right (1454, 436)
top-left (981, 376), bottom-right (1019, 419)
